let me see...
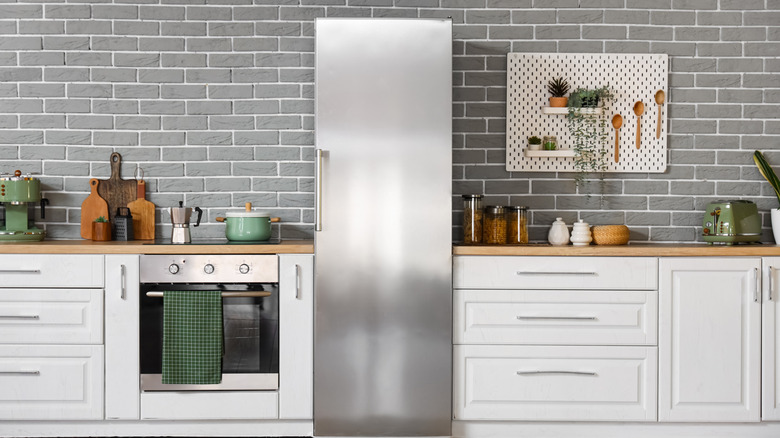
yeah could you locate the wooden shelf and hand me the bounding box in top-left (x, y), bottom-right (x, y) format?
top-left (542, 107), bottom-right (603, 115)
top-left (524, 149), bottom-right (576, 158)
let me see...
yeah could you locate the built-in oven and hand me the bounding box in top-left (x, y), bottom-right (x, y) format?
top-left (139, 254), bottom-right (279, 392)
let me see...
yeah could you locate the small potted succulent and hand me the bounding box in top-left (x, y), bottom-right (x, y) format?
top-left (547, 77), bottom-right (570, 107)
top-left (528, 135), bottom-right (542, 151)
top-left (92, 216), bottom-right (112, 241)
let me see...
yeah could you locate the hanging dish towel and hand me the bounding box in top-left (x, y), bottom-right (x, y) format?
top-left (162, 290), bottom-right (223, 385)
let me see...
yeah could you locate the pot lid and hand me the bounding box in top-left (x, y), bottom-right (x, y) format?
top-left (226, 211), bottom-right (271, 218)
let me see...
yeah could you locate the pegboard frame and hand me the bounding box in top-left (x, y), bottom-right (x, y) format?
top-left (506, 53), bottom-right (668, 173)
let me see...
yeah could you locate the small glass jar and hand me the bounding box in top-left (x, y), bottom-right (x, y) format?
top-left (462, 194), bottom-right (483, 245)
top-left (508, 206), bottom-right (529, 244)
top-left (483, 205), bottom-right (507, 245)
top-left (543, 135), bottom-right (558, 151)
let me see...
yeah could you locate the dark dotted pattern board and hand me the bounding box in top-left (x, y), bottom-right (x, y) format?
top-left (506, 53), bottom-right (668, 173)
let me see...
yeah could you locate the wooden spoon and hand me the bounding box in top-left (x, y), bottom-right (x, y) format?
top-left (655, 90), bottom-right (665, 139)
top-left (633, 101), bottom-right (645, 149)
top-left (612, 114), bottom-right (623, 163)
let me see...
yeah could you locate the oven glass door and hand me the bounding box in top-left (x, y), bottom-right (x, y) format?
top-left (139, 283), bottom-right (279, 391)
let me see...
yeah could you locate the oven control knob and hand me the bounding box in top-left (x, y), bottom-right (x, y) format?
top-left (239, 264), bottom-right (250, 274)
top-left (204, 264), bottom-right (215, 275)
top-left (168, 264), bottom-right (180, 275)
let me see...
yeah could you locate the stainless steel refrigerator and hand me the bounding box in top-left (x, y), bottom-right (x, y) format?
top-left (314, 18), bottom-right (452, 436)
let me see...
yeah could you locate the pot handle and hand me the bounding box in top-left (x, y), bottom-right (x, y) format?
top-left (215, 217), bottom-right (226, 222)
top-left (193, 207), bottom-right (203, 227)
top-left (271, 217), bottom-right (281, 222)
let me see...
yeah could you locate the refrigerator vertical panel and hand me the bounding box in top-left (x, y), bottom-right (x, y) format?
top-left (314, 18), bottom-right (452, 436)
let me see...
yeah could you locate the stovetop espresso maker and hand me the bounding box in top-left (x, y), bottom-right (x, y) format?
top-left (0, 170), bottom-right (49, 241)
top-left (169, 201), bottom-right (202, 244)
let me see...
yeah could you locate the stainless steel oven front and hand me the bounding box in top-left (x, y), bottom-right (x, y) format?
top-left (139, 254), bottom-right (279, 392)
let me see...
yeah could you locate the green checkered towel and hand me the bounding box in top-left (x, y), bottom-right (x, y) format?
top-left (161, 290), bottom-right (223, 385)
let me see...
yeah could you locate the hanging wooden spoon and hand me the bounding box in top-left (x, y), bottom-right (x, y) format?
top-left (655, 90), bottom-right (665, 139)
top-left (612, 114), bottom-right (623, 163)
top-left (633, 100), bottom-right (645, 149)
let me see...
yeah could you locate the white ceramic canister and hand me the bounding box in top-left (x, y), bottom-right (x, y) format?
top-left (548, 217), bottom-right (570, 246)
top-left (570, 219), bottom-right (593, 246)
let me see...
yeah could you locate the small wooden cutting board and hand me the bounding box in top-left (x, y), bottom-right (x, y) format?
top-left (80, 179), bottom-right (109, 239)
top-left (96, 152), bottom-right (137, 223)
top-left (127, 180), bottom-right (155, 240)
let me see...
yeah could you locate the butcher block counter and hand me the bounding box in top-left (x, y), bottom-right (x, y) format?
top-left (0, 239), bottom-right (313, 254)
top-left (454, 243), bottom-right (780, 257)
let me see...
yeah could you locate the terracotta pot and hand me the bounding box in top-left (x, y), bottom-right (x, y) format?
top-left (549, 96), bottom-right (568, 107)
top-left (92, 222), bottom-right (112, 241)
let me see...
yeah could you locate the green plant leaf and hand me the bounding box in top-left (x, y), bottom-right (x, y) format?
top-left (754, 150), bottom-right (780, 205)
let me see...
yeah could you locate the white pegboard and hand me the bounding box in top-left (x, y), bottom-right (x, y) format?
top-left (506, 53), bottom-right (668, 173)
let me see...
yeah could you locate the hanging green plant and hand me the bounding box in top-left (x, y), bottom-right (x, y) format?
top-left (566, 85), bottom-right (614, 193)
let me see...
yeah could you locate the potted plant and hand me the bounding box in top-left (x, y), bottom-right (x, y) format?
top-left (92, 216), bottom-right (112, 241)
top-left (567, 85), bottom-right (614, 192)
top-left (568, 85), bottom-right (614, 108)
top-left (754, 150), bottom-right (780, 243)
top-left (527, 135), bottom-right (542, 151)
top-left (547, 77), bottom-right (570, 107)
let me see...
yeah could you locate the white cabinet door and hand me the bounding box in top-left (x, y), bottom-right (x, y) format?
top-left (104, 255), bottom-right (140, 420)
top-left (278, 254), bottom-right (313, 420)
top-left (763, 257), bottom-right (780, 421)
top-left (659, 257), bottom-right (761, 422)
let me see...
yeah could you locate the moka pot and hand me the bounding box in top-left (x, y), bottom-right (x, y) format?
top-left (169, 201), bottom-right (202, 244)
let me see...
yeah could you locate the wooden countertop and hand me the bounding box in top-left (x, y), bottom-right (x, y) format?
top-left (0, 240), bottom-right (313, 254)
top-left (453, 243), bottom-right (780, 257)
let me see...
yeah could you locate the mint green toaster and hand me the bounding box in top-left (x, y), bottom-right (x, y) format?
top-left (702, 200), bottom-right (761, 245)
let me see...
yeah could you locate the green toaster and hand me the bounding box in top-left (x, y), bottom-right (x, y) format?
top-left (702, 200), bottom-right (762, 245)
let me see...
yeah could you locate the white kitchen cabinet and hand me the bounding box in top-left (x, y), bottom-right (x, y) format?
top-left (763, 258), bottom-right (780, 421)
top-left (104, 255), bottom-right (140, 420)
top-left (659, 257), bottom-right (761, 422)
top-left (278, 254), bottom-right (314, 420)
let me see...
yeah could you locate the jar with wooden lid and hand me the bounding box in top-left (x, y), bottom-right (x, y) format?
top-left (508, 206), bottom-right (528, 244)
top-left (483, 205), bottom-right (507, 245)
top-left (462, 194), bottom-right (483, 245)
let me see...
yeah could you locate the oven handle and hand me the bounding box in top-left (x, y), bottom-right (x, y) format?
top-left (145, 291), bottom-right (271, 298)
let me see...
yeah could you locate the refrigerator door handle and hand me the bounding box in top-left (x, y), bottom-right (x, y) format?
top-left (315, 148), bottom-right (324, 231)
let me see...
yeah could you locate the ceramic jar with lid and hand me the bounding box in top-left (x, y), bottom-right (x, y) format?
top-left (570, 219), bottom-right (593, 246)
top-left (547, 217), bottom-right (570, 246)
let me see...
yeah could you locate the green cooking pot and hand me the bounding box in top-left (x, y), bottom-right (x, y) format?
top-left (216, 205), bottom-right (280, 241)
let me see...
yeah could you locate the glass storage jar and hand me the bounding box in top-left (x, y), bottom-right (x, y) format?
top-left (508, 206), bottom-right (528, 244)
top-left (483, 205), bottom-right (507, 245)
top-left (543, 135), bottom-right (558, 151)
top-left (462, 194), bottom-right (483, 245)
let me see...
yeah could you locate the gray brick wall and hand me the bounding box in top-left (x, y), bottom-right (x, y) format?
top-left (0, 1), bottom-right (777, 243)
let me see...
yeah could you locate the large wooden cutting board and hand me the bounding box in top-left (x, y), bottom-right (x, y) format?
top-left (127, 180), bottom-right (155, 240)
top-left (96, 152), bottom-right (137, 223)
top-left (80, 178), bottom-right (109, 239)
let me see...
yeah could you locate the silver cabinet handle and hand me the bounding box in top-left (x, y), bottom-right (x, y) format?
top-left (0, 315), bottom-right (40, 320)
top-left (295, 264), bottom-right (301, 300)
top-left (0, 371), bottom-right (40, 376)
top-left (770, 266), bottom-right (775, 301)
top-left (315, 148), bottom-right (324, 232)
top-left (516, 316), bottom-right (597, 321)
top-left (0, 269), bottom-right (40, 274)
top-left (755, 267), bottom-right (760, 303)
top-left (517, 370), bottom-right (598, 377)
top-left (120, 264), bottom-right (126, 300)
top-left (516, 271), bottom-right (598, 276)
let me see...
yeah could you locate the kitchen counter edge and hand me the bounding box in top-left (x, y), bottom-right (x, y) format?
top-left (0, 240), bottom-right (313, 254)
top-left (454, 243), bottom-right (780, 257)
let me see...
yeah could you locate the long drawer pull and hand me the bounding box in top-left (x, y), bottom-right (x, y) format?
top-left (770, 266), bottom-right (774, 301)
top-left (517, 370), bottom-right (598, 377)
top-left (0, 269), bottom-right (41, 274)
top-left (0, 315), bottom-right (40, 320)
top-left (516, 316), bottom-right (597, 321)
top-left (516, 271), bottom-right (598, 276)
top-left (0, 370), bottom-right (40, 376)
top-left (146, 291), bottom-right (271, 298)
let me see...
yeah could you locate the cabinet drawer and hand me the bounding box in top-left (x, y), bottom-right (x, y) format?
top-left (0, 345), bottom-right (104, 420)
top-left (454, 256), bottom-right (657, 290)
top-left (0, 289), bottom-right (103, 344)
top-left (454, 289), bottom-right (657, 346)
top-left (453, 345), bottom-right (657, 422)
top-left (0, 255), bottom-right (103, 288)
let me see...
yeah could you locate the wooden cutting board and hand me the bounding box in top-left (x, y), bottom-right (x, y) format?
top-left (127, 180), bottom-right (155, 240)
top-left (80, 178), bottom-right (109, 239)
top-left (96, 152), bottom-right (137, 224)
